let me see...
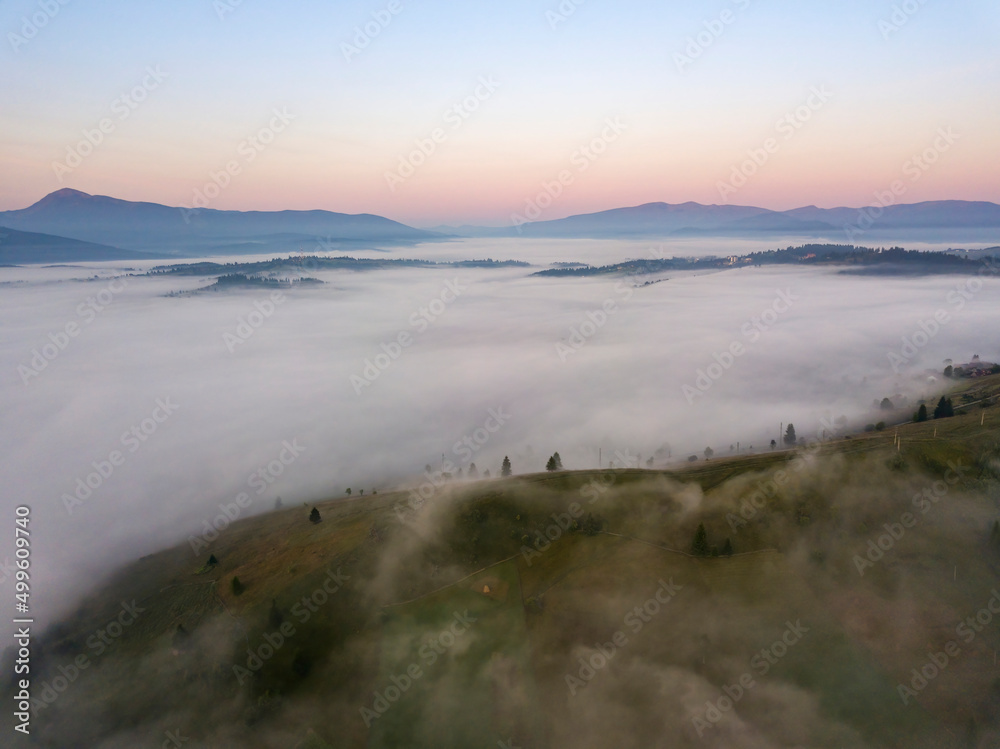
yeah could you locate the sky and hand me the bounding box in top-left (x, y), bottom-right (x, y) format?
top-left (1, 0), bottom-right (999, 226)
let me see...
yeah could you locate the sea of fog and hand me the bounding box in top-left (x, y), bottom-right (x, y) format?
top-left (2, 236), bottom-right (999, 634)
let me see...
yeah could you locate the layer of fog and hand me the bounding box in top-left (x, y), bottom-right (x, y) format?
top-left (1, 236), bottom-right (999, 639)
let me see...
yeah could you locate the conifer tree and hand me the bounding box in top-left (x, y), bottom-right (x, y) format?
top-left (784, 424), bottom-right (797, 446)
top-left (691, 523), bottom-right (709, 556)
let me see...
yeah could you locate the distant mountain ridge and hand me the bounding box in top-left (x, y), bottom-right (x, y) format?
top-left (3, 191), bottom-right (1000, 261)
top-left (438, 199), bottom-right (1000, 239)
top-left (0, 225), bottom-right (156, 264)
top-left (0, 189), bottom-right (440, 252)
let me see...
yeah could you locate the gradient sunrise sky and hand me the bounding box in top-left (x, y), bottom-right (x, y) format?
top-left (2, 0), bottom-right (998, 226)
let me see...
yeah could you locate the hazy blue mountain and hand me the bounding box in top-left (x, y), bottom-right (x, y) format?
top-left (786, 200), bottom-right (1000, 229)
top-left (511, 201), bottom-right (778, 237)
top-left (0, 189), bottom-right (440, 252)
top-left (0, 225), bottom-right (156, 264)
top-left (7, 192), bottom-right (1000, 249)
top-left (447, 199), bottom-right (1000, 239)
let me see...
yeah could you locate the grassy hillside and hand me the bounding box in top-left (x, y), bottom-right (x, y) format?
top-left (5, 375), bottom-right (1000, 748)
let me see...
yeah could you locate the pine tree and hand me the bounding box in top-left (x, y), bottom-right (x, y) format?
top-left (231, 576), bottom-right (245, 596)
top-left (691, 523), bottom-right (709, 557)
top-left (784, 424), bottom-right (797, 445)
top-left (934, 396), bottom-right (953, 419)
top-left (553, 452), bottom-right (563, 470)
top-left (207, 554), bottom-right (218, 566)
top-left (468, 462), bottom-right (478, 478)
top-left (722, 538), bottom-right (733, 556)
top-left (546, 456), bottom-right (557, 472)
top-left (501, 456), bottom-right (512, 477)
top-left (309, 507), bottom-right (322, 524)
top-left (915, 404), bottom-right (928, 422)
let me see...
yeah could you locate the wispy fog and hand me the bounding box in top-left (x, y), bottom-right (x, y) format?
top-left (1, 237), bottom-right (998, 636)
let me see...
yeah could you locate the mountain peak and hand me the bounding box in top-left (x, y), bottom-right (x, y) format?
top-left (47, 187), bottom-right (91, 198)
top-left (30, 188), bottom-right (95, 209)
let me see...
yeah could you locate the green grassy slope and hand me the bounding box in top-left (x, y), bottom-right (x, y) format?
top-left (6, 375), bottom-right (1000, 748)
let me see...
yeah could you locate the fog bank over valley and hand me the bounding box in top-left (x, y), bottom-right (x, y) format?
top-left (1, 237), bottom-right (997, 636)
